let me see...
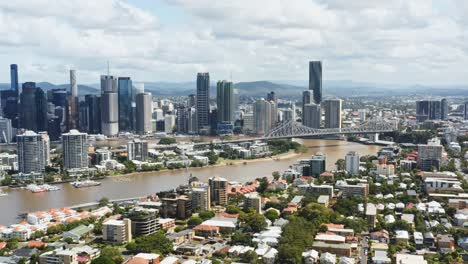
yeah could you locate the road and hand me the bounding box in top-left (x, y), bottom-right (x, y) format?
top-left (360, 236), bottom-right (368, 264)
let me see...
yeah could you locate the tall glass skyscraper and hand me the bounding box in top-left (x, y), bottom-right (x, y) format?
top-left (196, 73), bottom-right (210, 133)
top-left (309, 61), bottom-right (322, 104)
top-left (118, 77), bottom-right (133, 132)
top-left (101, 75), bottom-right (119, 136)
top-left (10, 64), bottom-right (19, 92)
top-left (19, 82), bottom-right (48, 132)
top-left (216, 80), bottom-right (235, 124)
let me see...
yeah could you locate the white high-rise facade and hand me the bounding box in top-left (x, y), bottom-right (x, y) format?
top-left (136, 93), bottom-right (152, 135)
top-left (17, 131), bottom-right (50, 174)
top-left (101, 75), bottom-right (119, 136)
top-left (0, 117), bottom-right (13, 143)
top-left (62, 130), bottom-right (88, 169)
top-left (253, 99), bottom-right (273, 135)
top-left (345, 151), bottom-right (360, 175)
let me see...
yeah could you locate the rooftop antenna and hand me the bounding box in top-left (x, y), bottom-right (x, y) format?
top-left (107, 60), bottom-right (110, 76)
top-left (230, 71), bottom-right (233, 82)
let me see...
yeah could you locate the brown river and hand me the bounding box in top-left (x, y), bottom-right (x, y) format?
top-left (0, 139), bottom-right (381, 225)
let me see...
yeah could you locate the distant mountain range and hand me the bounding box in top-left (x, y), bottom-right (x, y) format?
top-left (0, 80), bottom-right (467, 98)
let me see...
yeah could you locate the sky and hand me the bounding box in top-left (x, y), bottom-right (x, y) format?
top-left (0, 0), bottom-right (467, 85)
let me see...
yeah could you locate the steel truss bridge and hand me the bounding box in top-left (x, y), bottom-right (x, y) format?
top-left (264, 118), bottom-right (396, 139)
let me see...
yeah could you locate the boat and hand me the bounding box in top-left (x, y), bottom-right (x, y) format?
top-left (26, 184), bottom-right (47, 193)
top-left (71, 180), bottom-right (101, 188)
top-left (0, 191), bottom-right (7, 197)
top-left (42, 184), bottom-right (60, 191)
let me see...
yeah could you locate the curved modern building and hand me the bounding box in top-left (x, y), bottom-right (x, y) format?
top-left (100, 75), bottom-right (119, 136)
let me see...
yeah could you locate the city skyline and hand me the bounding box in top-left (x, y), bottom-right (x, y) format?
top-left (0, 1), bottom-right (468, 85)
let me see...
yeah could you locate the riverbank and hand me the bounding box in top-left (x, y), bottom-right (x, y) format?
top-left (104, 150), bottom-right (303, 179)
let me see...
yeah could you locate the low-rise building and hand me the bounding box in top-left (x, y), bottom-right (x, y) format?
top-left (102, 219), bottom-right (132, 243)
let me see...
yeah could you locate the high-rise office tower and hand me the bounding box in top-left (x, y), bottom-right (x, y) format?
top-left (345, 151), bottom-right (360, 175)
top-left (10, 64), bottom-right (19, 92)
top-left (100, 75), bottom-right (119, 136)
top-left (441, 98), bottom-right (448, 120)
top-left (323, 99), bottom-right (342, 129)
top-left (266, 92), bottom-right (278, 126)
top-left (464, 102), bottom-right (468, 120)
top-left (303, 103), bottom-right (321, 128)
top-left (253, 99), bottom-right (273, 135)
top-left (127, 139), bottom-right (148, 161)
top-left (0, 89), bottom-right (19, 128)
top-left (177, 105), bottom-right (189, 134)
top-left (302, 90), bottom-right (313, 121)
top-left (66, 70), bottom-right (79, 131)
top-left (0, 117), bottom-right (13, 143)
top-left (309, 61), bottom-right (322, 104)
top-left (118, 77), bottom-right (133, 132)
top-left (70, 69), bottom-right (78, 97)
top-left (208, 176), bottom-right (228, 206)
top-left (310, 152), bottom-right (326, 176)
top-left (62, 129), bottom-right (88, 169)
top-left (216, 80), bottom-right (235, 124)
top-left (84, 95), bottom-right (101, 134)
top-left (196, 73), bottom-right (210, 133)
top-left (416, 100), bottom-right (430, 122)
top-left (188, 94), bottom-right (196, 108)
top-left (135, 92), bottom-right (152, 135)
top-left (188, 107), bottom-right (197, 134)
top-left (20, 82), bottom-right (48, 132)
top-left (164, 114), bottom-right (176, 134)
top-left (17, 131), bottom-right (50, 173)
top-left (428, 100), bottom-right (441, 120)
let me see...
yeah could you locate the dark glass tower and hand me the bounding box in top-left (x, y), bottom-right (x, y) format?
top-left (85, 95), bottom-right (101, 134)
top-left (196, 73), bottom-right (210, 133)
top-left (10, 64), bottom-right (19, 92)
top-left (118, 77), bottom-right (133, 132)
top-left (309, 61), bottom-right (322, 104)
top-left (19, 82), bottom-right (48, 132)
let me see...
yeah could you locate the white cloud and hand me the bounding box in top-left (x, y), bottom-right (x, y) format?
top-left (0, 0), bottom-right (467, 85)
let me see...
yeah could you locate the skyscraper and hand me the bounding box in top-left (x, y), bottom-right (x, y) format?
top-left (428, 100), bottom-right (441, 120)
top-left (309, 61), bottom-right (322, 104)
top-left (17, 131), bottom-right (50, 174)
top-left (188, 94), bottom-right (196, 108)
top-left (176, 105), bottom-right (189, 134)
top-left (253, 99), bottom-right (273, 135)
top-left (266, 92), bottom-right (278, 126)
top-left (84, 95), bottom-right (101, 134)
top-left (62, 129), bottom-right (88, 169)
top-left (267, 91), bottom-right (277, 103)
top-left (66, 70), bottom-right (80, 131)
top-left (188, 107), bottom-right (197, 134)
top-left (418, 138), bottom-right (443, 171)
top-left (323, 99), bottom-right (342, 129)
top-left (0, 89), bottom-right (19, 128)
top-left (216, 80), bottom-right (235, 124)
top-left (302, 90), bottom-right (313, 121)
top-left (100, 75), bottom-right (119, 136)
top-left (70, 69), bottom-right (78, 97)
top-left (345, 151), bottom-right (360, 175)
top-left (196, 73), bottom-right (210, 133)
top-left (19, 82), bottom-right (48, 132)
top-left (464, 102), bottom-right (468, 120)
top-left (441, 98), bottom-right (448, 120)
top-left (135, 92), bottom-right (152, 135)
top-left (0, 117), bottom-right (13, 143)
top-left (416, 100), bottom-right (430, 122)
top-left (118, 77), bottom-right (133, 132)
top-left (303, 103), bottom-right (321, 128)
top-left (10, 64), bottom-right (19, 92)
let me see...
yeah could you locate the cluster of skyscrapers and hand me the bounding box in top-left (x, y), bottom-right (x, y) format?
top-left (416, 99), bottom-right (449, 122)
top-left (302, 61), bottom-right (342, 130)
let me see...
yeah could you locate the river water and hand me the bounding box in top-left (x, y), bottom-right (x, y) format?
top-left (0, 139), bottom-right (380, 225)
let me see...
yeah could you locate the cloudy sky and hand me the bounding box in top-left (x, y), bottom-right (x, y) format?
top-left (0, 0), bottom-right (467, 85)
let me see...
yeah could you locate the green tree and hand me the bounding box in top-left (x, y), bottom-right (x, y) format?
top-left (230, 232), bottom-right (253, 246)
top-left (187, 216), bottom-right (203, 227)
top-left (272, 171), bottom-right (281, 180)
top-left (98, 197), bottom-right (110, 207)
top-left (158, 138), bottom-right (176, 145)
top-left (240, 250), bottom-right (259, 264)
top-left (125, 231), bottom-right (173, 255)
top-left (241, 210), bottom-right (267, 232)
top-left (264, 209), bottom-right (279, 222)
top-left (207, 151), bottom-right (219, 165)
top-left (100, 246), bottom-right (124, 264)
top-left (91, 256), bottom-right (115, 264)
top-left (198, 211), bottom-right (215, 221)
